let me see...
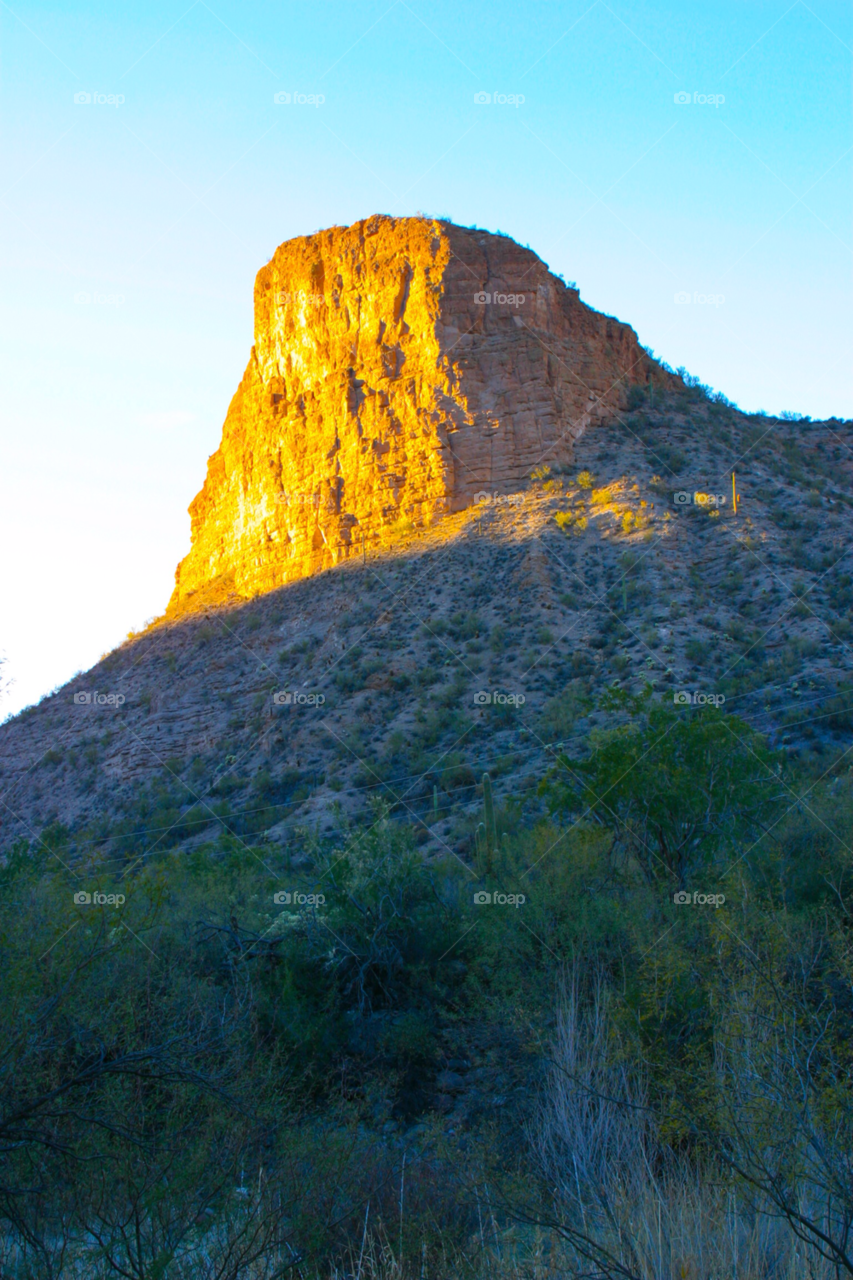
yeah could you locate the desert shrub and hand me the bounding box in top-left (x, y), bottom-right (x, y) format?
top-left (447, 611), bottom-right (483, 641)
top-left (554, 509), bottom-right (587, 534)
top-left (646, 442), bottom-right (685, 476)
top-left (685, 637), bottom-right (710, 665)
top-left (537, 682), bottom-right (592, 741)
top-left (541, 685), bottom-right (782, 888)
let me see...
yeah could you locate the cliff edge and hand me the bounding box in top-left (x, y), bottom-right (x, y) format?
top-left (167, 215), bottom-right (668, 615)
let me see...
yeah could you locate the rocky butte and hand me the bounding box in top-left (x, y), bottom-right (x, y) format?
top-left (1, 213), bottom-right (851, 853)
top-left (168, 214), bottom-right (669, 616)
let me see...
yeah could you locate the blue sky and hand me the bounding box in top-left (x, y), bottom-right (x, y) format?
top-left (1, 0), bottom-right (851, 717)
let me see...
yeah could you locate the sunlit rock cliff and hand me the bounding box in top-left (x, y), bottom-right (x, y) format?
top-left (167, 214), bottom-right (668, 616)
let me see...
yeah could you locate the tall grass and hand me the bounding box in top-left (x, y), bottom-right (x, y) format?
top-left (529, 971), bottom-right (843, 1279)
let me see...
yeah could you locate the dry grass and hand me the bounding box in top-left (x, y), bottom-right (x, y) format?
top-left (529, 972), bottom-right (843, 1280)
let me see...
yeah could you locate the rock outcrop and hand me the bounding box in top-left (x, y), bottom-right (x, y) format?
top-left (167, 215), bottom-right (668, 616)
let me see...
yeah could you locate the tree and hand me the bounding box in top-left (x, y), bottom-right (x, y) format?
top-left (541, 685), bottom-right (782, 888)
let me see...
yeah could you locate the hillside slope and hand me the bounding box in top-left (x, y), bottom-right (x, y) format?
top-left (2, 381), bottom-right (852, 861)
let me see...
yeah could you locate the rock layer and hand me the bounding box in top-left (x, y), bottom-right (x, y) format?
top-left (168, 215), bottom-right (666, 615)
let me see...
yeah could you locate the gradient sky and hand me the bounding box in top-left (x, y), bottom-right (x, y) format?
top-left (1, 0), bottom-right (851, 719)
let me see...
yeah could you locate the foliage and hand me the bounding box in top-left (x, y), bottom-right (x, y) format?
top-left (4, 700), bottom-right (853, 1276)
top-left (540, 684), bottom-right (783, 887)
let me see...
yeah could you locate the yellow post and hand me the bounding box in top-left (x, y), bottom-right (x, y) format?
top-left (732, 472), bottom-right (737, 516)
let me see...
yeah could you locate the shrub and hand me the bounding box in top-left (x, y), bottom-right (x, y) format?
top-left (541, 685), bottom-right (782, 887)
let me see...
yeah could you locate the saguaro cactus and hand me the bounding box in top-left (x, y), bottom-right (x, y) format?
top-left (482, 772), bottom-right (496, 874)
top-left (475, 822), bottom-right (487, 873)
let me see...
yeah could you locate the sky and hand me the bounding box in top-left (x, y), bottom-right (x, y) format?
top-left (1, 0), bottom-right (851, 720)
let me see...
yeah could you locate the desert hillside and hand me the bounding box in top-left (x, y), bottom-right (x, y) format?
top-left (2, 219), bottom-right (853, 1280)
top-left (1, 357), bottom-right (851, 857)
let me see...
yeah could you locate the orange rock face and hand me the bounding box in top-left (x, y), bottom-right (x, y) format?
top-left (168, 215), bottom-right (663, 615)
